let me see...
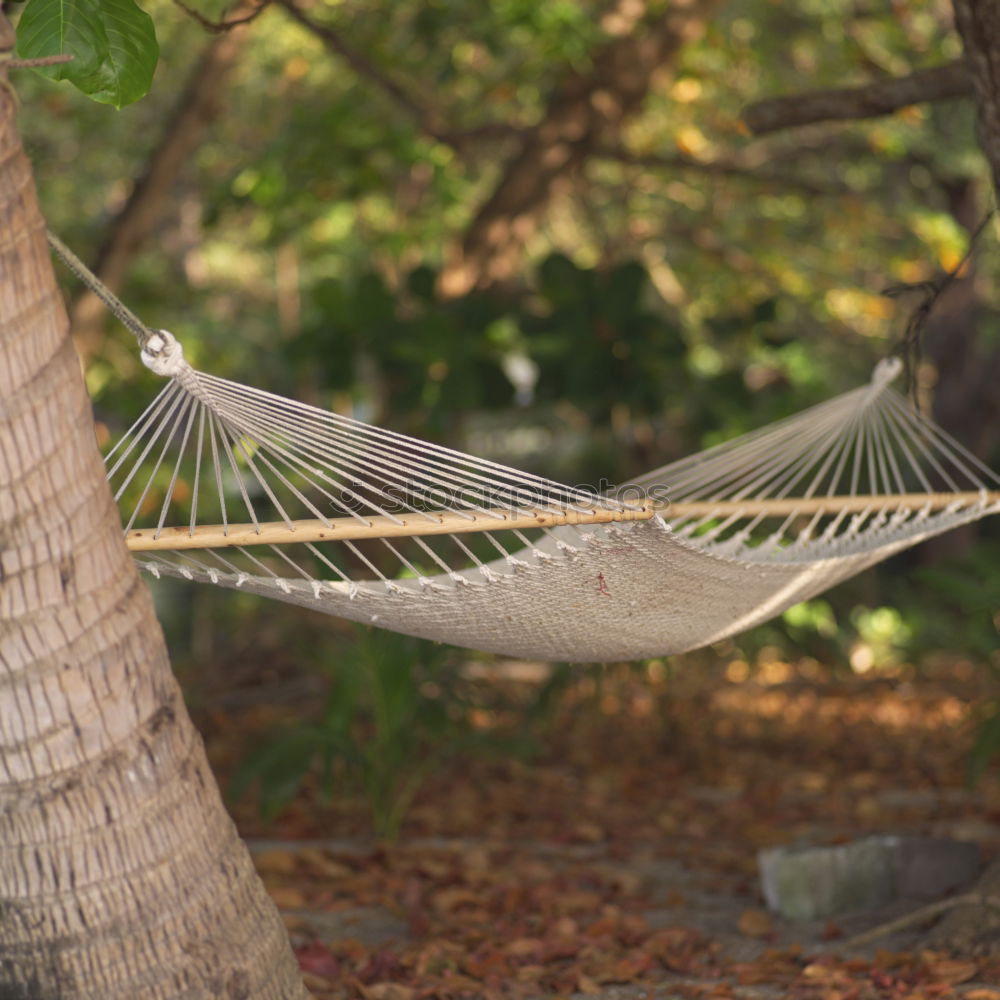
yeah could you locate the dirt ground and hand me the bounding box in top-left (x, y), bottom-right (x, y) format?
top-left (196, 650), bottom-right (1000, 999)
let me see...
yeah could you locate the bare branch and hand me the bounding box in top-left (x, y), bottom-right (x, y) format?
top-left (443, 121), bottom-right (525, 146)
top-left (172, 0), bottom-right (269, 33)
top-left (273, 1), bottom-right (522, 153)
top-left (743, 60), bottom-right (972, 136)
top-left (439, 0), bottom-right (726, 297)
top-left (595, 146), bottom-right (856, 196)
top-left (840, 893), bottom-right (1000, 951)
top-left (8, 54), bottom-right (74, 69)
top-left (274, 0), bottom-right (454, 147)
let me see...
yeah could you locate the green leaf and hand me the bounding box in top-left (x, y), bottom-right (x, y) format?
top-left (229, 726), bottom-right (322, 818)
top-left (16, 0), bottom-right (158, 108)
top-left (969, 703), bottom-right (1000, 785)
top-left (94, 0), bottom-right (158, 106)
top-left (16, 0), bottom-right (109, 88)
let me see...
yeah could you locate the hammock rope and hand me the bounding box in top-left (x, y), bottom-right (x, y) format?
top-left (50, 236), bottom-right (1000, 662)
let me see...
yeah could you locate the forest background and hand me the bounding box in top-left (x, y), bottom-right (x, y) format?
top-left (13, 0), bottom-right (1000, 828)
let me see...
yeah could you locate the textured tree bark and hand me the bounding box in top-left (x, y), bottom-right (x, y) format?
top-left (0, 19), bottom-right (308, 1000)
top-left (69, 6), bottom-right (253, 361)
top-left (952, 0), bottom-right (1000, 192)
top-left (940, 0), bottom-right (1000, 460)
top-left (922, 0), bottom-right (1000, 955)
top-left (921, 177), bottom-right (1000, 509)
top-left (438, 0), bottom-right (724, 297)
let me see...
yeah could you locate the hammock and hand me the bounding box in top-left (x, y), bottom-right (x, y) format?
top-left (103, 326), bottom-right (1000, 662)
top-left (48, 232), bottom-right (999, 661)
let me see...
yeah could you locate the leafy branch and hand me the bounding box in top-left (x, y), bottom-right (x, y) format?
top-left (14, 0), bottom-right (158, 107)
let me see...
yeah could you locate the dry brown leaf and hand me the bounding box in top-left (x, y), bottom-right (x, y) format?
top-left (415, 856), bottom-right (453, 879)
top-left (268, 885), bottom-right (307, 909)
top-left (514, 963), bottom-right (546, 983)
top-left (612, 949), bottom-right (656, 981)
top-left (358, 984), bottom-right (414, 1000)
top-left (801, 961), bottom-right (843, 981)
top-left (551, 916), bottom-right (578, 938)
top-left (539, 937), bottom-right (580, 962)
top-left (596, 864), bottom-right (643, 894)
top-left (254, 848), bottom-right (298, 875)
top-left (737, 908), bottom-right (774, 938)
top-left (430, 886), bottom-right (481, 913)
top-left (820, 920), bottom-right (842, 940)
top-left (299, 848), bottom-right (355, 879)
top-left (873, 949), bottom-right (910, 969)
top-left (574, 821), bottom-right (605, 842)
top-left (460, 845), bottom-right (493, 871)
top-left (923, 957), bottom-right (979, 985)
top-left (330, 938), bottom-right (369, 960)
top-left (583, 916), bottom-right (619, 939)
top-left (555, 890), bottom-right (603, 914)
top-left (657, 811), bottom-right (680, 833)
top-left (462, 950), bottom-right (509, 979)
top-left (302, 971), bottom-right (333, 993)
top-left (505, 937), bottom-right (541, 958)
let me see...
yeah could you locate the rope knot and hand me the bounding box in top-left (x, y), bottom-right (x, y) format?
top-left (140, 329), bottom-right (187, 378)
top-left (871, 356), bottom-right (902, 389)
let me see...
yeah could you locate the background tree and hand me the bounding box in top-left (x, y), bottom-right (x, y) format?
top-left (737, 0), bottom-right (1000, 954)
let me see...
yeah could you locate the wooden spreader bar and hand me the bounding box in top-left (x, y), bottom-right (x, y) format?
top-left (660, 491), bottom-right (1000, 519)
top-left (125, 491), bottom-right (1000, 553)
top-left (126, 505), bottom-right (656, 552)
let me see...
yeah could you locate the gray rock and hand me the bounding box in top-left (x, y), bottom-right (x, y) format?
top-left (760, 837), bottom-right (894, 921)
top-left (889, 835), bottom-right (981, 899)
top-left (759, 835), bottom-right (981, 922)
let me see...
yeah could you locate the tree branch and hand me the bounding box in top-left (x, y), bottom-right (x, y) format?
top-left (595, 146), bottom-right (856, 196)
top-left (171, 0), bottom-right (269, 33)
top-left (841, 893), bottom-right (1000, 951)
top-left (274, 0), bottom-right (456, 148)
top-left (8, 53), bottom-right (74, 69)
top-left (952, 0), bottom-right (1000, 197)
top-left (438, 0), bottom-right (726, 297)
top-left (742, 60), bottom-right (972, 136)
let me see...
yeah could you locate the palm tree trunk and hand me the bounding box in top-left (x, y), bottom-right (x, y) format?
top-left (0, 19), bottom-right (307, 999)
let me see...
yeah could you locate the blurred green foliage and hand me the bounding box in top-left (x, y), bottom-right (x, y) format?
top-left (231, 628), bottom-right (451, 836)
top-left (736, 538), bottom-right (1000, 674)
top-left (10, 0), bottom-right (1000, 809)
top-left (228, 626), bottom-right (536, 838)
top-left (17, 0), bottom-right (993, 386)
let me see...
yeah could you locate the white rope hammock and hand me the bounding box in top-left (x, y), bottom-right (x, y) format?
top-left (100, 327), bottom-right (1000, 662)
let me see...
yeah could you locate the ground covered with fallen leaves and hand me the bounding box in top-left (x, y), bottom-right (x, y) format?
top-left (195, 648), bottom-right (1000, 1000)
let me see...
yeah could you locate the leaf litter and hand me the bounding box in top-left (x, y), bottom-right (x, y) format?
top-left (197, 654), bottom-right (1000, 999)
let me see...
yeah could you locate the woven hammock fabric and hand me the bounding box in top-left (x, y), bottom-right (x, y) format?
top-left (107, 332), bottom-right (1000, 661)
